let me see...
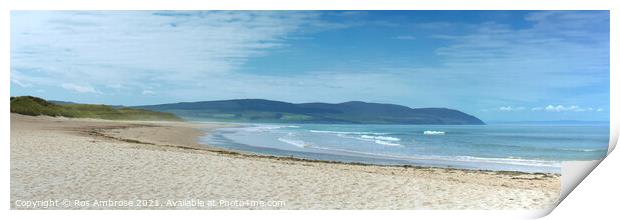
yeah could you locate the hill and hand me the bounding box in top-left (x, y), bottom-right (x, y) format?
top-left (10, 96), bottom-right (181, 121)
top-left (135, 99), bottom-right (484, 125)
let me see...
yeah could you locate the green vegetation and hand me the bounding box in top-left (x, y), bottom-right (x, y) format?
top-left (10, 96), bottom-right (182, 121)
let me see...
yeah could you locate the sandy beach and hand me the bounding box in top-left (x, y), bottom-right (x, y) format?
top-left (10, 114), bottom-right (560, 209)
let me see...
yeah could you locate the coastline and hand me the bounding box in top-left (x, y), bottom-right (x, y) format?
top-left (99, 121), bottom-right (559, 175)
top-left (11, 114), bottom-right (560, 209)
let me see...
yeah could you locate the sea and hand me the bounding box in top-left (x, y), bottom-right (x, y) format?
top-left (199, 123), bottom-right (610, 173)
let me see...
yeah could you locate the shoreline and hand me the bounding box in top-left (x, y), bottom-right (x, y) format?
top-left (97, 120), bottom-right (558, 176)
top-left (11, 114), bottom-right (561, 209)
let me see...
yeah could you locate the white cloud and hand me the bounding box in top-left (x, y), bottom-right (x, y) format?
top-left (499, 106), bottom-right (513, 111)
top-left (543, 105), bottom-right (600, 112)
top-left (480, 106), bottom-right (526, 112)
top-left (420, 11), bottom-right (609, 105)
top-left (142, 90), bottom-right (155, 95)
top-left (11, 11), bottom-right (338, 90)
top-left (490, 105), bottom-right (603, 113)
top-left (11, 78), bottom-right (31, 88)
top-left (393, 35), bottom-right (416, 40)
top-left (61, 83), bottom-right (99, 94)
top-left (498, 106), bottom-right (525, 112)
top-left (545, 105), bottom-right (576, 112)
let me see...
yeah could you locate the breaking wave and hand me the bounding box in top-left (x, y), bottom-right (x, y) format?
top-left (424, 130), bottom-right (445, 135)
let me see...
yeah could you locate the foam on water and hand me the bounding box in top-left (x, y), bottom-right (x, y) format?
top-left (360, 135), bottom-right (401, 142)
top-left (424, 130), bottom-right (445, 135)
top-left (241, 125), bottom-right (300, 132)
top-left (277, 137), bottom-right (310, 148)
top-left (374, 140), bottom-right (402, 147)
top-left (309, 130), bottom-right (387, 135)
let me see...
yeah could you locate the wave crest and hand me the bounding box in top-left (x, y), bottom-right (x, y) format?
top-left (423, 130), bottom-right (445, 135)
top-left (277, 137), bottom-right (310, 148)
top-left (360, 135), bottom-right (401, 142)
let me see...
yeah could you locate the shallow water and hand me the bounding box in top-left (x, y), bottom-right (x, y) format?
top-left (199, 123), bottom-right (609, 173)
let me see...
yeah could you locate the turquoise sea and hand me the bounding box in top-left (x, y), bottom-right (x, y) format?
top-left (200, 123), bottom-right (609, 173)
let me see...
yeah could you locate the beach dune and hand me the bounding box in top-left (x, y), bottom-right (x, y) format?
top-left (10, 114), bottom-right (560, 209)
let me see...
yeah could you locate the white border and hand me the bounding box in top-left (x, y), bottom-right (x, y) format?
top-left (1, 0), bottom-right (617, 219)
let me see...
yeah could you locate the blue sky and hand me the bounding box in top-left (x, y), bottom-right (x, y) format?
top-left (10, 11), bottom-right (609, 121)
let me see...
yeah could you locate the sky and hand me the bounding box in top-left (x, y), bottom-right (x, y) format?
top-left (10, 11), bottom-right (610, 122)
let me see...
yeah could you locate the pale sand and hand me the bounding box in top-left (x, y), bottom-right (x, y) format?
top-left (10, 114), bottom-right (560, 209)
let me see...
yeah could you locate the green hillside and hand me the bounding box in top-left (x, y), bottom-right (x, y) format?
top-left (10, 96), bottom-right (181, 121)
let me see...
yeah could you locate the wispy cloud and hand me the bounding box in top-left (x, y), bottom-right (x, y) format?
top-left (393, 35), bottom-right (416, 40)
top-left (11, 78), bottom-right (31, 88)
top-left (11, 11), bottom-right (339, 94)
top-left (541, 105), bottom-right (601, 112)
top-left (486, 104), bottom-right (604, 113)
top-left (481, 106), bottom-right (526, 112)
top-left (9, 11), bottom-right (609, 121)
top-left (397, 11), bottom-right (610, 119)
top-left (61, 83), bottom-right (100, 94)
top-left (500, 106), bottom-right (525, 112)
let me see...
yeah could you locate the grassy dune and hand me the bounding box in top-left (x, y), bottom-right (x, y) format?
top-left (10, 96), bottom-right (181, 121)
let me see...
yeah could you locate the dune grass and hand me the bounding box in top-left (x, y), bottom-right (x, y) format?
top-left (10, 96), bottom-right (182, 121)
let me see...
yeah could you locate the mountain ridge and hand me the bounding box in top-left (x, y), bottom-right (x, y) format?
top-left (134, 99), bottom-right (485, 125)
